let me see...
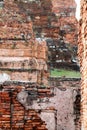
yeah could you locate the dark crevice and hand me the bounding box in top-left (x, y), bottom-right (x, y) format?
top-left (74, 90), bottom-right (81, 130)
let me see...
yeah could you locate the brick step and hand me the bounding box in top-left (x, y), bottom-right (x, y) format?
top-left (0, 71), bottom-right (48, 86)
top-left (0, 49), bottom-right (46, 59)
top-left (0, 40), bottom-right (46, 50)
top-left (0, 70), bottom-right (38, 83)
top-left (0, 57), bottom-right (47, 70)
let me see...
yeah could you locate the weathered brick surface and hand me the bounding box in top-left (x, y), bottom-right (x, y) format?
top-left (0, 1), bottom-right (49, 129)
top-left (0, 79), bottom-right (81, 130)
top-left (22, 0), bottom-right (77, 44)
top-left (0, 82), bottom-right (53, 130)
top-left (0, 0), bottom-right (49, 86)
top-left (0, 0), bottom-right (81, 130)
top-left (78, 0), bottom-right (87, 129)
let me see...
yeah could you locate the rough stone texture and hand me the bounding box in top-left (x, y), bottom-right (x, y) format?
top-left (19, 0), bottom-right (77, 43)
top-left (0, 0), bottom-right (81, 130)
top-left (50, 78), bottom-right (81, 130)
top-left (0, 0), bottom-right (49, 129)
top-left (0, 82), bottom-right (52, 130)
top-left (78, 0), bottom-right (87, 129)
top-left (0, 0), bottom-right (49, 86)
top-left (44, 0), bottom-right (78, 68)
top-left (0, 79), bottom-right (81, 130)
top-left (13, 0), bottom-right (78, 67)
top-left (40, 110), bottom-right (56, 130)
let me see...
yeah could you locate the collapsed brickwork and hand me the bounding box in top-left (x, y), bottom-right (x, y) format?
top-left (21, 0), bottom-right (77, 43)
top-left (0, 0), bottom-right (81, 130)
top-left (0, 0), bottom-right (49, 85)
top-left (0, 78), bottom-right (81, 130)
top-left (0, 82), bottom-right (53, 130)
top-left (0, 0), bottom-right (49, 129)
top-left (43, 0), bottom-right (78, 68)
top-left (78, 0), bottom-right (87, 129)
top-left (15, 0), bottom-right (78, 68)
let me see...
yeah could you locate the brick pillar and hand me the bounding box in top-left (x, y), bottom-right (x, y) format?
top-left (0, 0), bottom-right (49, 86)
top-left (0, 1), bottom-right (49, 129)
top-left (78, 0), bottom-right (87, 129)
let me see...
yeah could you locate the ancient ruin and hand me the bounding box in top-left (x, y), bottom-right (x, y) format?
top-left (0, 0), bottom-right (83, 130)
top-left (0, 0), bottom-right (50, 129)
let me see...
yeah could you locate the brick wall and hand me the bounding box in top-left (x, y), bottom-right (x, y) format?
top-left (0, 1), bottom-right (49, 129)
top-left (0, 0), bottom-right (49, 86)
top-left (0, 0), bottom-right (81, 130)
top-left (0, 78), bottom-right (81, 130)
top-left (0, 82), bottom-right (52, 130)
top-left (14, 0), bottom-right (78, 67)
top-left (20, 0), bottom-right (77, 43)
top-left (78, 0), bottom-right (87, 129)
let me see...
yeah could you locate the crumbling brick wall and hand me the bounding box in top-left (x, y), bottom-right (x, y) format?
top-left (0, 0), bottom-right (49, 86)
top-left (0, 0), bottom-right (49, 129)
top-left (0, 82), bottom-right (52, 130)
top-left (0, 78), bottom-right (81, 130)
top-left (15, 0), bottom-right (78, 67)
top-left (78, 0), bottom-right (87, 129)
top-left (0, 0), bottom-right (81, 130)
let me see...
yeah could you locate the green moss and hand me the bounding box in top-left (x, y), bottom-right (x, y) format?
top-left (50, 68), bottom-right (81, 78)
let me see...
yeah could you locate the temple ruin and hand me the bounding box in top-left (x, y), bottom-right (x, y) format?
top-left (0, 0), bottom-right (84, 130)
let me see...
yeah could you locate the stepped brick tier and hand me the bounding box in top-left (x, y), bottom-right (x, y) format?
top-left (0, 0), bottom-right (50, 129)
top-left (12, 0), bottom-right (78, 68)
top-left (0, 0), bottom-right (49, 86)
top-left (15, 0), bottom-right (77, 44)
top-left (0, 0), bottom-right (81, 130)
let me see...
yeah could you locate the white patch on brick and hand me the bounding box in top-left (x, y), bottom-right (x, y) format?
top-left (40, 111), bottom-right (56, 130)
top-left (74, 0), bottom-right (81, 21)
top-left (0, 73), bottom-right (10, 83)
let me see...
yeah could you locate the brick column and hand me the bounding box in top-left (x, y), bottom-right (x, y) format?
top-left (78, 0), bottom-right (87, 129)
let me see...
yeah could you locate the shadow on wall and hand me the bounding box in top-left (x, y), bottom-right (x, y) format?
top-left (74, 89), bottom-right (81, 130)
